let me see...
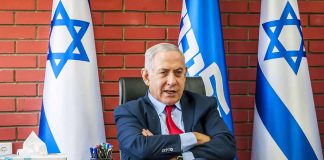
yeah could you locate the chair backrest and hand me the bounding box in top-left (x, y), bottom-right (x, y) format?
top-left (119, 77), bottom-right (206, 105)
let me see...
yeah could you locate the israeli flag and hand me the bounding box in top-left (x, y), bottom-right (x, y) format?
top-left (178, 0), bottom-right (234, 135)
top-left (39, 0), bottom-right (106, 159)
top-left (252, 0), bottom-right (323, 159)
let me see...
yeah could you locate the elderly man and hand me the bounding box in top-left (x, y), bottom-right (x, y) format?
top-left (114, 43), bottom-right (236, 160)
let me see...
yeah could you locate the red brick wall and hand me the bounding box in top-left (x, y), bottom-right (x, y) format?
top-left (0, 0), bottom-right (323, 159)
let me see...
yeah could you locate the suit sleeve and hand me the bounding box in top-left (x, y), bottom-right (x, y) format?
top-left (114, 104), bottom-right (182, 159)
top-left (190, 98), bottom-right (236, 160)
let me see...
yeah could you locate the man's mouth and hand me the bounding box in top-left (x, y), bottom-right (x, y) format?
top-left (164, 90), bottom-right (176, 94)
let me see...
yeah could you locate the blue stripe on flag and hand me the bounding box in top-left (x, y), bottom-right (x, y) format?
top-left (255, 66), bottom-right (317, 160)
top-left (39, 103), bottom-right (60, 153)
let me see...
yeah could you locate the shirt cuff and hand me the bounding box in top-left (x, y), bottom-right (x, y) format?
top-left (179, 132), bottom-right (197, 151)
top-left (182, 151), bottom-right (195, 160)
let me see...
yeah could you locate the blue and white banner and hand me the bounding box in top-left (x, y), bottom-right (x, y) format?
top-left (178, 0), bottom-right (234, 134)
top-left (39, 0), bottom-right (106, 159)
top-left (252, 0), bottom-right (323, 159)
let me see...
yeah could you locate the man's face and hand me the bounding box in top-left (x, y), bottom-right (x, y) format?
top-left (142, 51), bottom-right (186, 105)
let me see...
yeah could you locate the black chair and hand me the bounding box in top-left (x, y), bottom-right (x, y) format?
top-left (118, 77), bottom-right (206, 105)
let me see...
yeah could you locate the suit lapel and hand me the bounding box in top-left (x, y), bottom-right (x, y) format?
top-left (180, 92), bottom-right (195, 132)
top-left (143, 95), bottom-right (162, 135)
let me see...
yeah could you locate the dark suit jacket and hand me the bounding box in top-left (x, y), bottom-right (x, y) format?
top-left (114, 90), bottom-right (236, 160)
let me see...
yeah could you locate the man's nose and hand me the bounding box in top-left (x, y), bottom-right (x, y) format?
top-left (167, 74), bottom-right (177, 85)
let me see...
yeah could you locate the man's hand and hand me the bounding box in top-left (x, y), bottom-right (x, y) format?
top-left (192, 132), bottom-right (211, 145)
top-left (142, 129), bottom-right (153, 136)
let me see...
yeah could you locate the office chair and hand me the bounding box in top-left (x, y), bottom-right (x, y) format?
top-left (118, 77), bottom-right (206, 105)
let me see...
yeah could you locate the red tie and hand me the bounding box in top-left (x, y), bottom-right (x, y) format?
top-left (165, 105), bottom-right (184, 134)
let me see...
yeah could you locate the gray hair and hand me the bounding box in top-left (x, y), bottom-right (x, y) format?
top-left (144, 43), bottom-right (185, 72)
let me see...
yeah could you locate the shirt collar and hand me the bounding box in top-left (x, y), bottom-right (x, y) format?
top-left (148, 92), bottom-right (181, 115)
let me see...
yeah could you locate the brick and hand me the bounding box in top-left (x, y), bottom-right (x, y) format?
top-left (104, 41), bottom-right (145, 54)
top-left (310, 68), bottom-right (324, 80)
top-left (314, 94), bottom-right (324, 108)
top-left (0, 128), bottom-right (16, 140)
top-left (0, 113), bottom-right (38, 126)
top-left (167, 0), bottom-right (182, 11)
top-left (310, 15), bottom-right (324, 26)
top-left (316, 109), bottom-right (324, 121)
top-left (226, 55), bottom-right (248, 67)
top-left (97, 55), bottom-right (123, 68)
top-left (235, 136), bottom-right (250, 150)
top-left (222, 14), bottom-right (228, 26)
top-left (234, 123), bottom-right (253, 136)
top-left (38, 83), bottom-right (44, 96)
top-left (312, 81), bottom-right (324, 93)
top-left (232, 109), bottom-right (249, 122)
top-left (17, 98), bottom-right (42, 112)
top-left (229, 14), bottom-right (259, 27)
top-left (228, 41), bottom-right (258, 54)
top-left (106, 138), bottom-right (119, 150)
top-left (248, 28), bottom-right (259, 40)
top-left (16, 12), bottom-right (51, 24)
top-left (237, 151), bottom-right (251, 160)
top-left (299, 1), bottom-right (324, 13)
top-left (308, 54), bottom-right (324, 66)
top-left (100, 83), bottom-right (119, 96)
top-left (167, 28), bottom-right (180, 40)
top-left (103, 97), bottom-right (119, 110)
top-left (95, 41), bottom-right (104, 53)
top-left (91, 0), bottom-right (122, 11)
top-left (105, 124), bottom-right (117, 138)
top-left (147, 13), bottom-right (180, 26)
top-left (17, 127), bottom-right (38, 140)
top-left (103, 69), bottom-right (141, 81)
top-left (91, 12), bottom-right (102, 25)
top-left (0, 56), bottom-right (36, 68)
top-left (248, 1), bottom-right (260, 13)
top-left (0, 98), bottom-right (15, 111)
top-left (16, 41), bottom-right (48, 54)
top-left (125, 55), bottom-right (144, 68)
top-left (103, 111), bottom-right (115, 124)
top-left (229, 68), bottom-right (256, 81)
top-left (223, 28), bottom-right (248, 40)
top-left (220, 1), bottom-right (248, 13)
top-left (37, 26), bottom-right (50, 40)
top-left (125, 0), bottom-right (165, 11)
top-left (303, 28), bottom-right (324, 40)
top-left (0, 0), bottom-right (35, 10)
top-left (0, 41), bottom-right (14, 53)
top-left (37, 0), bottom-right (52, 10)
top-left (125, 28), bottom-right (165, 40)
top-left (94, 27), bottom-right (122, 39)
top-left (13, 142), bottom-right (23, 154)
top-left (309, 41), bottom-right (324, 53)
top-left (231, 95), bottom-right (255, 109)
top-left (38, 55), bottom-right (47, 68)
top-left (0, 12), bottom-right (14, 24)
top-left (300, 14), bottom-right (308, 27)
top-left (0, 26), bottom-right (35, 39)
top-left (248, 82), bottom-right (256, 95)
top-left (229, 82), bottom-right (249, 95)
top-left (0, 70), bottom-right (14, 82)
top-left (249, 55), bottom-right (257, 67)
top-left (0, 84), bottom-right (37, 96)
top-left (104, 12), bottom-right (145, 25)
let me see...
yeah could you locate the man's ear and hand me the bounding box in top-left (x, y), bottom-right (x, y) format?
top-left (141, 68), bottom-right (150, 86)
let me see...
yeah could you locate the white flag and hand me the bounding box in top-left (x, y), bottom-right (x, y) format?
top-left (252, 0), bottom-right (323, 160)
top-left (39, 0), bottom-right (106, 159)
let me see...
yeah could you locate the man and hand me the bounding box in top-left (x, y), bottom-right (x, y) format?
top-left (114, 43), bottom-right (236, 160)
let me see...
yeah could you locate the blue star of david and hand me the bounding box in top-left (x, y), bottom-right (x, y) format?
top-left (48, 1), bottom-right (90, 78)
top-left (262, 2), bottom-right (305, 74)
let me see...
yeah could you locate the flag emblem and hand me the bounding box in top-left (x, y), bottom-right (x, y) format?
top-left (263, 2), bottom-right (305, 74)
top-left (48, 1), bottom-right (90, 78)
